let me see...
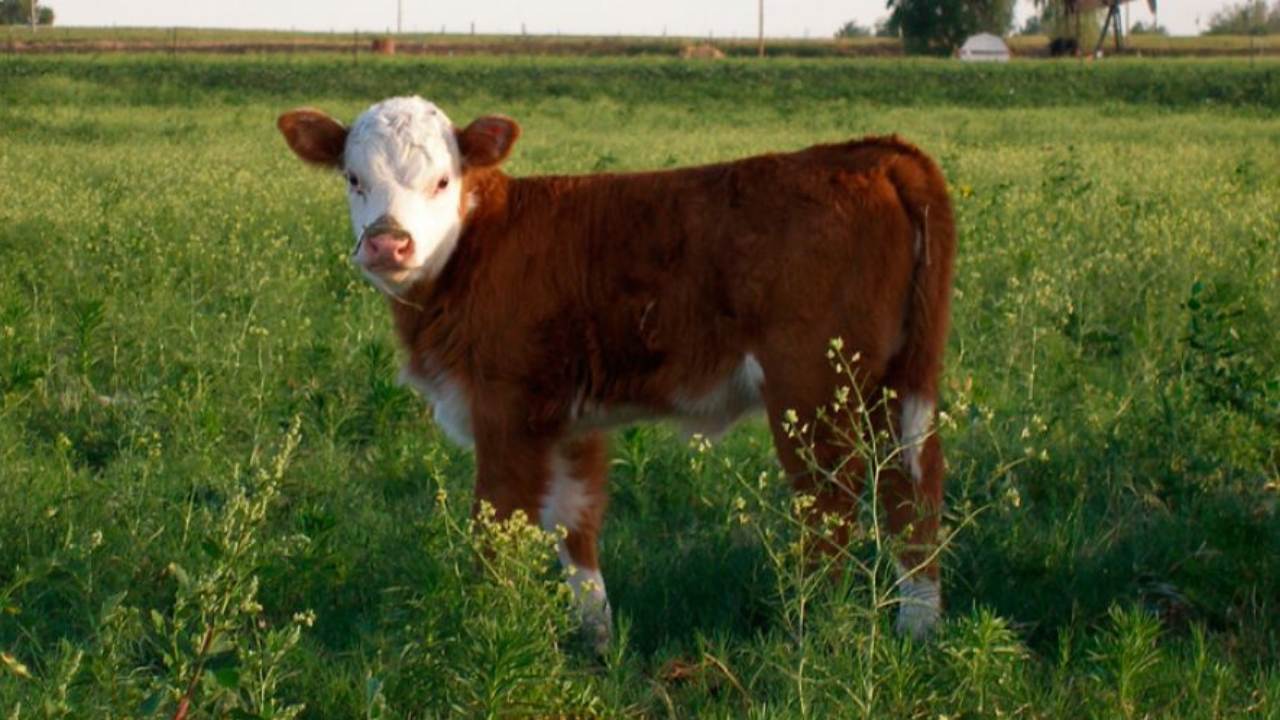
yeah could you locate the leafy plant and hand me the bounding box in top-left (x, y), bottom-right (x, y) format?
top-left (1091, 605), bottom-right (1165, 719)
top-left (387, 486), bottom-right (604, 718)
top-left (1180, 279), bottom-right (1278, 428)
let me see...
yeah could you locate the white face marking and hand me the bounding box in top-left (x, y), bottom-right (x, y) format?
top-left (673, 353), bottom-right (766, 438)
top-left (343, 96), bottom-right (465, 294)
top-left (398, 365), bottom-right (473, 448)
top-left (541, 452), bottom-right (612, 652)
top-left (900, 395), bottom-right (933, 482)
top-left (894, 562), bottom-right (941, 639)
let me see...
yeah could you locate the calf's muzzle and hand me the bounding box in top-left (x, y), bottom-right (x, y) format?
top-left (358, 215), bottom-right (414, 268)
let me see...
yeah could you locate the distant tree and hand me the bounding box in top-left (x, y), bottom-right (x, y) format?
top-left (885, 0), bottom-right (1015, 55)
top-left (1204, 0), bottom-right (1280, 35)
top-left (1020, 13), bottom-right (1045, 36)
top-left (1128, 21), bottom-right (1167, 36)
top-left (834, 20), bottom-right (871, 38)
top-left (874, 18), bottom-right (898, 38)
top-left (1031, 0), bottom-right (1103, 52)
top-left (0, 0), bottom-right (54, 25)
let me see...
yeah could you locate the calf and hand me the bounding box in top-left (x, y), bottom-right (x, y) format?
top-left (278, 97), bottom-right (955, 650)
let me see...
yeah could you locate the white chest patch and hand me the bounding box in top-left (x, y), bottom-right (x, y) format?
top-left (399, 365), bottom-right (473, 448)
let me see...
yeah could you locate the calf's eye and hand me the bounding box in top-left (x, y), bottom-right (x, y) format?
top-left (437, 177), bottom-right (450, 192)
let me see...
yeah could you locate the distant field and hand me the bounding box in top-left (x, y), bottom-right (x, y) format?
top-left (0, 55), bottom-right (1277, 718)
top-left (3, 24), bottom-right (1279, 57)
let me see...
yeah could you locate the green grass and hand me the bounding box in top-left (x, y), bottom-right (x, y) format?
top-left (0, 55), bottom-right (1277, 718)
top-left (5, 26), bottom-right (1280, 57)
top-left (3, 54), bottom-right (1279, 111)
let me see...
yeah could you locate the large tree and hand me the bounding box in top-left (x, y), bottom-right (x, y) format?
top-left (0, 0), bottom-right (55, 25)
top-left (885, 0), bottom-right (1015, 55)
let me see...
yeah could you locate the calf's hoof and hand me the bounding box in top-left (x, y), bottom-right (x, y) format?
top-left (894, 574), bottom-right (941, 639)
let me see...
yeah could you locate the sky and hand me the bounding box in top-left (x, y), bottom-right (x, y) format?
top-left (47, 1), bottom-right (1228, 39)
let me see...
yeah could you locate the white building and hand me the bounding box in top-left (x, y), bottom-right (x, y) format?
top-left (958, 33), bottom-right (1011, 62)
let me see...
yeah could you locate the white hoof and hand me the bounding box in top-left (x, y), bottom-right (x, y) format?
top-left (895, 573), bottom-right (941, 639)
top-left (579, 600), bottom-right (613, 656)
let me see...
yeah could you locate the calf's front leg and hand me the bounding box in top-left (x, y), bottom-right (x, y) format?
top-left (473, 429), bottom-right (613, 654)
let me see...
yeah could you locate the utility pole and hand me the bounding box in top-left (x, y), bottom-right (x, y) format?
top-left (397, 0), bottom-right (402, 34)
top-left (757, 0), bottom-right (764, 58)
top-left (30, 0), bottom-right (38, 30)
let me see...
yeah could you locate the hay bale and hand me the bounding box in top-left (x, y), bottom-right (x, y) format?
top-left (679, 44), bottom-right (725, 60)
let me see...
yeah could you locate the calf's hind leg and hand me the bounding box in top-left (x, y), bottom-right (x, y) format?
top-left (877, 391), bottom-right (944, 638)
top-left (757, 352), bottom-right (876, 560)
top-left (760, 355), bottom-right (944, 638)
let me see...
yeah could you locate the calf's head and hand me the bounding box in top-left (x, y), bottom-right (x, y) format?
top-left (278, 97), bottom-right (519, 295)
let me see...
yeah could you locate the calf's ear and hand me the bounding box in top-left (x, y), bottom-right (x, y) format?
top-left (457, 116), bottom-right (521, 169)
top-left (277, 109), bottom-right (348, 169)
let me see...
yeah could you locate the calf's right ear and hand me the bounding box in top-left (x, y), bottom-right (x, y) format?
top-left (277, 109), bottom-right (348, 169)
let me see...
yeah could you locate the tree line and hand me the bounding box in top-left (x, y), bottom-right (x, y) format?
top-left (1204, 0), bottom-right (1280, 35)
top-left (837, 0), bottom-right (1280, 54)
top-left (1, 0), bottom-right (54, 26)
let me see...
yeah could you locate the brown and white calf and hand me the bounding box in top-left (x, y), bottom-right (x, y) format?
top-left (278, 97), bottom-right (956, 649)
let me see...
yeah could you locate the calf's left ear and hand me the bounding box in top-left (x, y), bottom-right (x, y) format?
top-left (277, 109), bottom-right (348, 169)
top-left (457, 116), bottom-right (521, 169)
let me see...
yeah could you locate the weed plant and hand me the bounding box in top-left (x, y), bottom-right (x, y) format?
top-left (0, 56), bottom-right (1277, 717)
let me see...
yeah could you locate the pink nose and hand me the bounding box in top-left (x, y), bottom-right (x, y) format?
top-left (360, 233), bottom-right (413, 267)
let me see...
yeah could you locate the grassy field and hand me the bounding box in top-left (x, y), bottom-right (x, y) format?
top-left (3, 25), bottom-right (1280, 57)
top-left (0, 55), bottom-right (1277, 718)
